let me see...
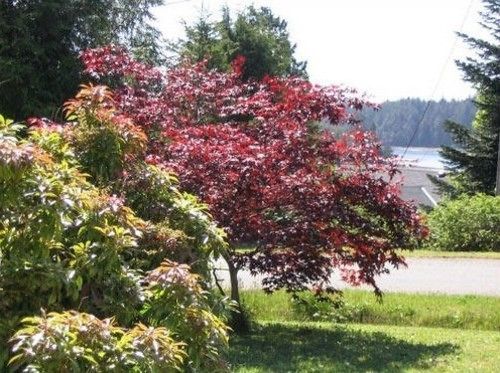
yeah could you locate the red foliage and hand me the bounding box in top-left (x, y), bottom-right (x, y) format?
top-left (80, 46), bottom-right (427, 293)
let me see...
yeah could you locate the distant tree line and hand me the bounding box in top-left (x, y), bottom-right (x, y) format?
top-left (360, 98), bottom-right (476, 147)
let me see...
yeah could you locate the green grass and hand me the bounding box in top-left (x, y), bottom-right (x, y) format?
top-left (231, 278), bottom-right (500, 371)
top-left (236, 246), bottom-right (500, 259)
top-left (227, 321), bottom-right (500, 372)
top-left (398, 249), bottom-right (500, 259)
top-left (240, 290), bottom-right (500, 331)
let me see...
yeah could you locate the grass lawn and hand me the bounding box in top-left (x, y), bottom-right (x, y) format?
top-left (229, 255), bottom-right (500, 371)
top-left (236, 246), bottom-right (500, 259)
top-left (227, 321), bottom-right (500, 372)
top-left (397, 249), bottom-right (500, 259)
top-left (240, 290), bottom-right (500, 331)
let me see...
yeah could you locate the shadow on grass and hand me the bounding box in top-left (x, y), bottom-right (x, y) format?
top-left (227, 322), bottom-right (458, 372)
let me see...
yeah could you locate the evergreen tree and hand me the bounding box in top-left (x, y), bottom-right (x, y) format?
top-left (431, 0), bottom-right (500, 196)
top-left (177, 6), bottom-right (307, 80)
top-left (0, 0), bottom-right (164, 120)
top-left (178, 11), bottom-right (233, 72)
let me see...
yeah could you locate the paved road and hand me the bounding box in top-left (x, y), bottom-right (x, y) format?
top-left (214, 258), bottom-right (500, 296)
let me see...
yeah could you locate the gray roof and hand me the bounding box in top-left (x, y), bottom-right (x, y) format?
top-left (398, 167), bottom-right (442, 207)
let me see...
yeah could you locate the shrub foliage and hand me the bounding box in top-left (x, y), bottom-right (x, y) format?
top-left (10, 311), bottom-right (185, 372)
top-left (426, 194), bottom-right (500, 252)
top-left (0, 84), bottom-right (230, 371)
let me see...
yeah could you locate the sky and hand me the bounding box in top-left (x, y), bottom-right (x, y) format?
top-left (153, 0), bottom-right (486, 102)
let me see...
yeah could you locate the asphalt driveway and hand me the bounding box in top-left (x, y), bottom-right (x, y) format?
top-left (214, 258), bottom-right (500, 296)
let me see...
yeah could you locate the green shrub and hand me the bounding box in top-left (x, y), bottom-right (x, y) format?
top-left (426, 194), bottom-right (500, 251)
top-left (290, 292), bottom-right (349, 322)
top-left (0, 86), bottom-right (230, 372)
top-left (120, 163), bottom-right (226, 278)
top-left (62, 85), bottom-right (227, 279)
top-left (289, 292), bottom-right (391, 324)
top-left (10, 311), bottom-right (186, 372)
top-left (143, 260), bottom-right (230, 371)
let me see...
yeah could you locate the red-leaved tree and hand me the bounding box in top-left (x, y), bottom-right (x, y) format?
top-left (80, 45), bottom-right (427, 307)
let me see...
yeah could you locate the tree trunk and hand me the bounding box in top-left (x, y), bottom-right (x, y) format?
top-left (226, 257), bottom-right (241, 304)
top-left (222, 251), bottom-right (249, 332)
top-left (495, 129), bottom-right (500, 195)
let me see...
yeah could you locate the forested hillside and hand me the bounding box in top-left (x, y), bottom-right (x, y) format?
top-left (360, 98), bottom-right (476, 147)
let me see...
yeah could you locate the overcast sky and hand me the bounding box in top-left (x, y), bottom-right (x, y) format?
top-left (153, 0), bottom-right (486, 102)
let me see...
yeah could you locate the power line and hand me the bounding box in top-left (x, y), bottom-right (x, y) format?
top-left (402, 0), bottom-right (475, 157)
top-left (163, 0), bottom-right (193, 7)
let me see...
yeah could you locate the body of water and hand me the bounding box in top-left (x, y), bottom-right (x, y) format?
top-left (391, 147), bottom-right (445, 169)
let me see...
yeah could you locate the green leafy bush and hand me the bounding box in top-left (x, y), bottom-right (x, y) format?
top-left (143, 260), bottom-right (230, 371)
top-left (0, 86), bottom-right (230, 371)
top-left (10, 311), bottom-right (185, 372)
top-left (63, 85), bottom-right (226, 277)
top-left (426, 194), bottom-right (500, 251)
top-left (290, 292), bottom-right (354, 323)
top-left (120, 164), bottom-right (225, 278)
top-left (63, 85), bottom-right (147, 185)
top-left (290, 292), bottom-right (416, 325)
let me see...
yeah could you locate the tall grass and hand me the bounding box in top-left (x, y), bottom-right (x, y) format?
top-left (241, 289), bottom-right (500, 331)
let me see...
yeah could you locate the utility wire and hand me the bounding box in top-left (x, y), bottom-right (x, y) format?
top-left (402, 0), bottom-right (475, 157)
top-left (163, 0), bottom-right (193, 6)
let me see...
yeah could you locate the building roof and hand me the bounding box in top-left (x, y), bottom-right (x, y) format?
top-left (398, 167), bottom-right (442, 207)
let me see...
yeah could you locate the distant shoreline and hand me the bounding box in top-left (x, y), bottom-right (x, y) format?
top-left (391, 146), bottom-right (445, 170)
top-left (396, 163), bottom-right (444, 172)
top-left (391, 146), bottom-right (441, 151)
